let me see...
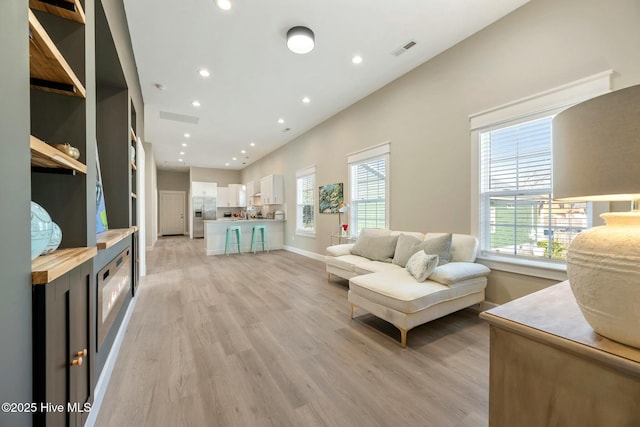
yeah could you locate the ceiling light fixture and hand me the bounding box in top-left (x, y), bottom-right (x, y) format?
top-left (178, 158), bottom-right (183, 162)
top-left (278, 118), bottom-right (285, 124)
top-left (199, 69), bottom-right (210, 77)
top-left (250, 142), bottom-right (255, 147)
top-left (302, 96), bottom-right (311, 104)
top-left (286, 26), bottom-right (315, 54)
top-left (241, 149), bottom-right (246, 154)
top-left (180, 151), bottom-right (185, 155)
top-left (192, 100), bottom-right (200, 107)
top-left (184, 133), bottom-right (190, 138)
top-left (216, 0), bottom-right (231, 11)
top-left (352, 55), bottom-right (363, 64)
top-left (225, 162), bottom-right (230, 166)
top-left (181, 143), bottom-right (188, 147)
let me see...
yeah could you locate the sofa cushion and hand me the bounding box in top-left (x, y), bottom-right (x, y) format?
top-left (405, 252), bottom-right (439, 282)
top-left (423, 233), bottom-right (452, 265)
top-left (351, 234), bottom-right (399, 262)
top-left (428, 262), bottom-right (491, 286)
top-left (426, 233), bottom-right (479, 263)
top-left (354, 260), bottom-right (403, 275)
top-left (326, 243), bottom-right (355, 257)
top-left (392, 234), bottom-right (424, 267)
top-left (325, 254), bottom-right (370, 272)
top-left (349, 270), bottom-right (487, 314)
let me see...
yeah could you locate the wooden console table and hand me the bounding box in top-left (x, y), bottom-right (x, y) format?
top-left (480, 281), bottom-right (640, 427)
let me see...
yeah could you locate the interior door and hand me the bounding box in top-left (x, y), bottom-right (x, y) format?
top-left (160, 191), bottom-right (185, 236)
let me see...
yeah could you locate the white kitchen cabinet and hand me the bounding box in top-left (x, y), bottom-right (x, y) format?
top-left (260, 174), bottom-right (284, 205)
top-left (229, 184), bottom-right (246, 207)
top-left (217, 187), bottom-right (229, 208)
top-left (217, 184), bottom-right (246, 207)
top-left (192, 181), bottom-right (217, 197)
top-left (246, 180), bottom-right (260, 197)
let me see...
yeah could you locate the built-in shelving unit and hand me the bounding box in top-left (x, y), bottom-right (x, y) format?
top-left (30, 134), bottom-right (87, 174)
top-left (96, 226), bottom-right (137, 250)
top-left (32, 246), bottom-right (97, 285)
top-left (28, 9), bottom-right (86, 97)
top-left (29, 0), bottom-right (85, 24)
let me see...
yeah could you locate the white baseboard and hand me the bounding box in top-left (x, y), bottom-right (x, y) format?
top-left (283, 245), bottom-right (324, 262)
top-left (84, 294), bottom-right (138, 427)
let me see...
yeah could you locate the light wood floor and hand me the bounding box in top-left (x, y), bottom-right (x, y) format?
top-left (95, 237), bottom-right (490, 427)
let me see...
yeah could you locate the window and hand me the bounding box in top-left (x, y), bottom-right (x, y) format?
top-left (348, 143), bottom-right (390, 236)
top-left (296, 166), bottom-right (315, 235)
top-left (479, 116), bottom-right (589, 261)
top-left (470, 71), bottom-right (612, 270)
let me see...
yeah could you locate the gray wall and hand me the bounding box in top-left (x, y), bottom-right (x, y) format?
top-left (0, 2), bottom-right (32, 425)
top-left (189, 166), bottom-right (241, 187)
top-left (241, 0), bottom-right (640, 304)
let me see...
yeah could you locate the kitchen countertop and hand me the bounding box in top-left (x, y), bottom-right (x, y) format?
top-left (203, 218), bottom-right (285, 223)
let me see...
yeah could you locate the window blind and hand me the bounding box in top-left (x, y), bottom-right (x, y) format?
top-left (349, 154), bottom-right (388, 235)
top-left (296, 171), bottom-right (315, 233)
top-left (480, 116), bottom-right (589, 260)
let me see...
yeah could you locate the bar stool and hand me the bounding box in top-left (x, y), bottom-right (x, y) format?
top-left (250, 225), bottom-right (268, 254)
top-left (225, 225), bottom-right (242, 255)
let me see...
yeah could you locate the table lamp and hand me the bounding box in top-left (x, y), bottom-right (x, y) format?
top-left (552, 83), bottom-right (640, 348)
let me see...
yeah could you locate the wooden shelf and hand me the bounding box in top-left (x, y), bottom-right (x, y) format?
top-left (130, 127), bottom-right (137, 142)
top-left (29, 9), bottom-right (86, 98)
top-left (96, 227), bottom-right (136, 250)
top-left (32, 246), bottom-right (97, 285)
top-left (29, 0), bottom-right (85, 24)
top-left (30, 134), bottom-right (87, 174)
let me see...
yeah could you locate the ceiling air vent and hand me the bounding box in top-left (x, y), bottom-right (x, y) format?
top-left (391, 40), bottom-right (417, 57)
top-left (159, 111), bottom-right (199, 124)
top-left (283, 127), bottom-right (291, 132)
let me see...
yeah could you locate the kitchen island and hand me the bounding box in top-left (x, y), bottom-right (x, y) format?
top-left (203, 219), bottom-right (285, 255)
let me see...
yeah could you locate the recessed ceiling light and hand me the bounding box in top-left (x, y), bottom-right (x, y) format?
top-left (192, 100), bottom-right (201, 107)
top-left (250, 142), bottom-right (255, 147)
top-left (278, 118), bottom-right (285, 124)
top-left (302, 96), bottom-right (311, 104)
top-left (352, 55), bottom-right (363, 64)
top-left (225, 162), bottom-right (230, 166)
top-left (199, 69), bottom-right (210, 78)
top-left (178, 158), bottom-right (183, 162)
top-left (216, 0), bottom-right (231, 10)
top-left (184, 133), bottom-right (190, 138)
top-left (181, 143), bottom-right (188, 147)
top-left (232, 157), bottom-right (237, 161)
top-left (180, 151), bottom-right (185, 155)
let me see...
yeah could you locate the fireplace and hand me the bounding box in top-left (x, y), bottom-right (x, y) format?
top-left (97, 247), bottom-right (131, 350)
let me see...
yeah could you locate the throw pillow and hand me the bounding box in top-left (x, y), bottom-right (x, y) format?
top-left (392, 234), bottom-right (424, 267)
top-left (423, 233), bottom-right (452, 265)
top-left (350, 234), bottom-right (399, 262)
top-left (406, 251), bottom-right (439, 282)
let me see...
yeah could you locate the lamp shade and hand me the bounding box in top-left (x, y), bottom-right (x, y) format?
top-left (552, 84), bottom-right (640, 202)
top-left (287, 26), bottom-right (315, 54)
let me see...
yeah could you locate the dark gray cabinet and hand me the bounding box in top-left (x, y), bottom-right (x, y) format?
top-left (32, 259), bottom-right (94, 427)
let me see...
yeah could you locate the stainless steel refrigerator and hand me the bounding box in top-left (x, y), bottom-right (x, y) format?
top-left (193, 197), bottom-right (216, 238)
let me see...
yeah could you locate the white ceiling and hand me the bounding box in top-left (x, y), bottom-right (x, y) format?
top-left (123, 0), bottom-right (529, 171)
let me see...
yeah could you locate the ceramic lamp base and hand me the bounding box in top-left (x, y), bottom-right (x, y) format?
top-left (567, 211), bottom-right (640, 348)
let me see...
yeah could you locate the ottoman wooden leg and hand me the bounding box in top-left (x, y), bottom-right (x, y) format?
top-left (400, 328), bottom-right (408, 348)
top-left (350, 304), bottom-right (355, 319)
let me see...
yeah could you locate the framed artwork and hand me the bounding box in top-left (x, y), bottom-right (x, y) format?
top-left (96, 146), bottom-right (109, 233)
top-left (319, 182), bottom-right (343, 213)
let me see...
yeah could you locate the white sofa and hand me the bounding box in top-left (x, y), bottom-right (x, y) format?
top-left (325, 229), bottom-right (490, 347)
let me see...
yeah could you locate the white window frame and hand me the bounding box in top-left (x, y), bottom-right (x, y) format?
top-left (296, 165), bottom-right (316, 237)
top-left (348, 142), bottom-right (390, 237)
top-left (470, 70), bottom-right (613, 280)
